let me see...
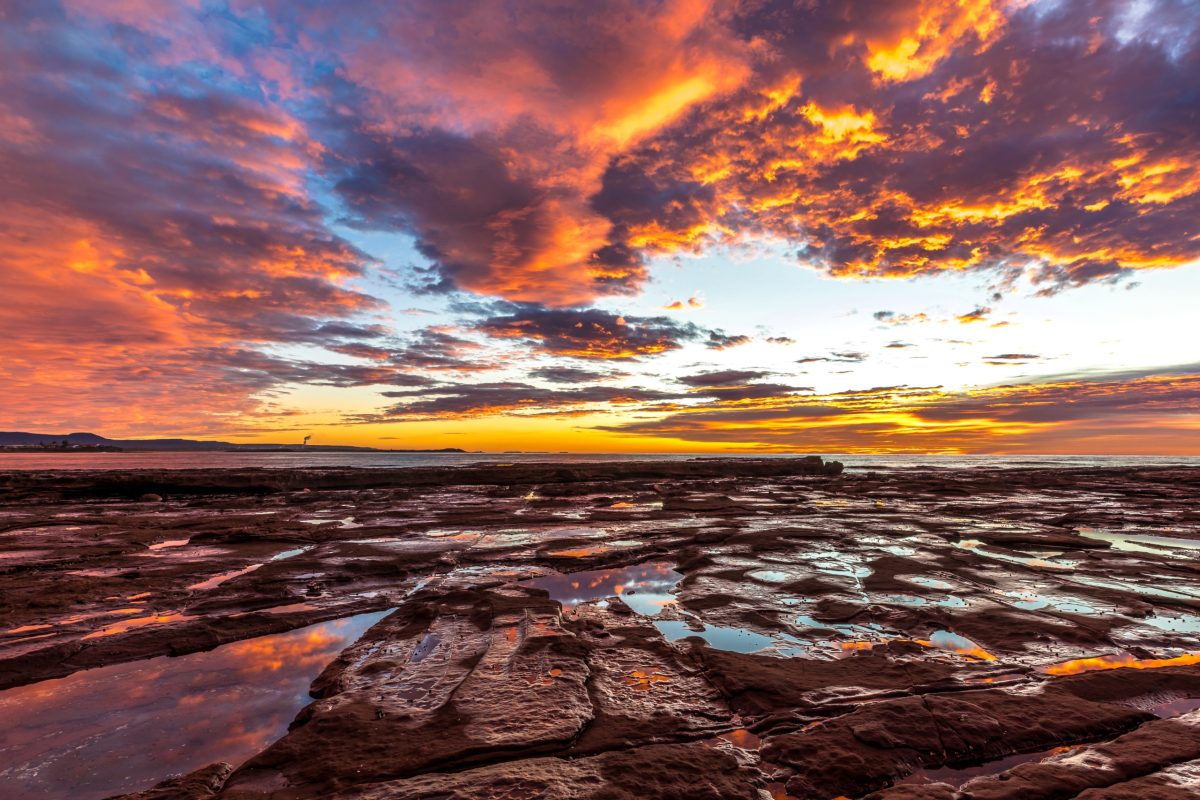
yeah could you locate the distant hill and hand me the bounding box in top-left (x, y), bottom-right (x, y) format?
top-left (0, 432), bottom-right (465, 453)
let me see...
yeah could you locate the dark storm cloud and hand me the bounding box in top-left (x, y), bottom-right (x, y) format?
top-left (705, 331), bottom-right (753, 350)
top-left (363, 381), bottom-right (684, 420)
top-left (528, 366), bottom-right (620, 384)
top-left (796, 351), bottom-right (869, 364)
top-left (679, 370), bottom-right (773, 387)
top-left (474, 305), bottom-right (706, 360)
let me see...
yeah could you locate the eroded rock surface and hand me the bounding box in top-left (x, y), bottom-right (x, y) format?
top-left (1, 459), bottom-right (1198, 800)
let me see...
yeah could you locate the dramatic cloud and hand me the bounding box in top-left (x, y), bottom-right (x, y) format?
top-left (471, 304), bottom-right (750, 361)
top-left (957, 306), bottom-right (993, 324)
top-left (983, 353), bottom-right (1042, 365)
top-left (679, 370), bottom-right (773, 387)
top-left (875, 311), bottom-right (930, 325)
top-left (320, 0), bottom-right (752, 306)
top-left (362, 381), bottom-right (685, 421)
top-left (528, 366), bottom-right (621, 384)
top-left (597, 0), bottom-right (1200, 294)
top-left (596, 364), bottom-right (1200, 453)
top-left (705, 331), bottom-right (753, 350)
top-left (796, 352), bottom-right (869, 364)
top-left (474, 306), bottom-right (704, 360)
top-left (2, 0), bottom-right (1198, 444)
top-left (0, 4), bottom-right (380, 430)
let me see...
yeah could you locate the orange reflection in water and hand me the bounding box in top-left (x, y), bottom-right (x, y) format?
top-left (81, 613), bottom-right (189, 640)
top-left (520, 561), bottom-right (682, 616)
top-left (546, 546), bottom-right (610, 558)
top-left (1044, 652), bottom-right (1200, 675)
top-left (917, 631), bottom-right (998, 661)
top-left (0, 610), bottom-right (389, 800)
top-left (625, 670), bottom-right (672, 691)
top-left (838, 631), bottom-right (997, 661)
top-left (719, 728), bottom-right (762, 749)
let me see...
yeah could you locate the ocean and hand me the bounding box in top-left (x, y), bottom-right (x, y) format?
top-left (0, 451), bottom-right (1196, 472)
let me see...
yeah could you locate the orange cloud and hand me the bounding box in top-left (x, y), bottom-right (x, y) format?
top-left (4, 0), bottom-right (1200, 441)
top-left (593, 366), bottom-right (1200, 454)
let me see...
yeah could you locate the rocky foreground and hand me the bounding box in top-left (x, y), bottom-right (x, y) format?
top-left (1, 458), bottom-right (1199, 799)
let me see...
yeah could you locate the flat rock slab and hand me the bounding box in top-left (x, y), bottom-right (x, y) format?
top-left (7, 462), bottom-right (1200, 800)
top-left (319, 742), bottom-right (766, 800)
top-left (221, 587), bottom-right (593, 798)
top-left (763, 685), bottom-right (1154, 799)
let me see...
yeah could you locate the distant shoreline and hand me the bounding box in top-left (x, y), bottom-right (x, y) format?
top-left (0, 447), bottom-right (470, 454)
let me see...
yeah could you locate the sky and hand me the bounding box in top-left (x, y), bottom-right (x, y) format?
top-left (1, 0), bottom-right (1198, 453)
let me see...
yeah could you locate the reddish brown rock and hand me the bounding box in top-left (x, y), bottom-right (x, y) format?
top-left (106, 762), bottom-right (231, 799)
top-left (220, 587), bottom-right (593, 798)
top-left (762, 685), bottom-right (1153, 799)
top-left (694, 644), bottom-right (964, 715)
top-left (318, 742), bottom-right (766, 799)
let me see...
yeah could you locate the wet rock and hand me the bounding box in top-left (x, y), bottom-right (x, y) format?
top-left (220, 587), bottom-right (594, 798)
top-left (763, 686), bottom-right (1153, 799)
top-left (695, 645), bottom-right (962, 715)
top-left (6, 462), bottom-right (1200, 800)
top-left (0, 599), bottom-right (391, 690)
top-left (1076, 760), bottom-right (1200, 798)
top-left (865, 784), bottom-right (956, 799)
top-left (567, 606), bottom-right (732, 754)
top-left (316, 742), bottom-right (765, 799)
top-left (138, 493), bottom-right (163, 503)
top-left (107, 761), bottom-right (232, 799)
top-left (810, 597), bottom-right (865, 622)
top-left (945, 710), bottom-right (1200, 799)
top-left (661, 494), bottom-right (743, 512)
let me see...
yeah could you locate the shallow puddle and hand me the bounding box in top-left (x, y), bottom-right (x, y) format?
top-left (546, 546), bottom-right (611, 558)
top-left (920, 630), bottom-right (997, 660)
top-left (187, 547), bottom-right (308, 592)
top-left (82, 612), bottom-right (191, 639)
top-left (748, 569), bottom-right (794, 583)
top-left (1068, 574), bottom-right (1200, 602)
top-left (519, 561), bottom-right (682, 616)
top-left (897, 745), bottom-right (1074, 788)
top-left (625, 669), bottom-right (671, 691)
top-left (1140, 613), bottom-right (1200, 633)
top-left (898, 574), bottom-right (955, 591)
top-left (145, 538), bottom-right (190, 551)
top-left (1079, 528), bottom-right (1200, 556)
top-left (875, 592), bottom-right (968, 609)
top-left (1005, 590), bottom-right (1103, 615)
top-left (956, 539), bottom-right (1077, 570)
top-left (187, 562), bottom-right (263, 591)
top-left (1043, 651), bottom-right (1200, 675)
top-left (654, 619), bottom-right (813, 656)
top-left (0, 609), bottom-right (390, 800)
top-left (1149, 695), bottom-right (1200, 718)
top-left (654, 619), bottom-right (778, 652)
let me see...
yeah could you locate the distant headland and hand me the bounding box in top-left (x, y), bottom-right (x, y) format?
top-left (0, 431), bottom-right (466, 454)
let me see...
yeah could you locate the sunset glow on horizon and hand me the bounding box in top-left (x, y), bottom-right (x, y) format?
top-left (2, 0), bottom-right (1198, 453)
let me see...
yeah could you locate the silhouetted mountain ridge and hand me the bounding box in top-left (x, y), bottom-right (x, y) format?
top-left (0, 432), bottom-right (465, 453)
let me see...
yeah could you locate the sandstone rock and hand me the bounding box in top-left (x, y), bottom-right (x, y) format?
top-left (106, 762), bottom-right (231, 799)
top-left (318, 742), bottom-right (765, 800)
top-left (220, 587), bottom-right (594, 798)
top-left (762, 685), bottom-right (1152, 799)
